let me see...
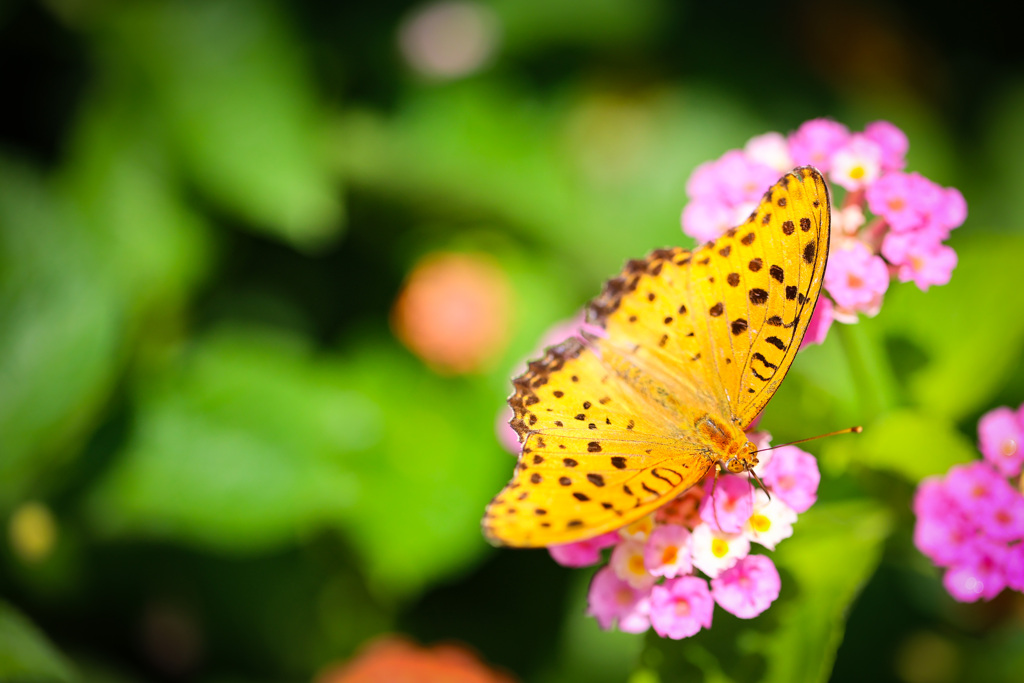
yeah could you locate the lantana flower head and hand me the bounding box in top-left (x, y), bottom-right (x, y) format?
top-left (569, 432), bottom-right (818, 639)
top-left (913, 402), bottom-right (1024, 603)
top-left (681, 118), bottom-right (967, 347)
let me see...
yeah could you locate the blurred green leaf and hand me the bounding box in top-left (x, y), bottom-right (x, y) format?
top-left (752, 499), bottom-right (891, 683)
top-left (821, 409), bottom-right (977, 483)
top-left (99, 0), bottom-right (342, 247)
top-left (0, 601), bottom-right (75, 683)
top-left (333, 82), bottom-right (772, 279)
top-left (86, 327), bottom-right (369, 551)
top-left (340, 340), bottom-right (512, 597)
top-left (0, 159), bottom-right (123, 509)
top-left (538, 569), bottom-right (644, 683)
top-left (57, 84), bottom-right (211, 315)
top-left (880, 233), bottom-right (1024, 422)
top-left (493, 0), bottom-right (666, 53)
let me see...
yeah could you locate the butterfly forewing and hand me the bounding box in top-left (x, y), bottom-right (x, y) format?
top-left (685, 168), bottom-right (830, 426)
top-left (484, 167), bottom-right (831, 547)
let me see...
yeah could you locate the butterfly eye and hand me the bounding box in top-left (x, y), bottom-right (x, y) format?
top-left (725, 459), bottom-right (744, 474)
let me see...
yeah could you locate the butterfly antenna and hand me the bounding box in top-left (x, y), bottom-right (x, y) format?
top-left (747, 467), bottom-right (771, 502)
top-left (753, 426), bottom-right (863, 453)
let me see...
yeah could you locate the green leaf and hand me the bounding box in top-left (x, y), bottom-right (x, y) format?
top-left (86, 327), bottom-right (369, 551)
top-left (100, 0), bottom-right (342, 248)
top-left (820, 409), bottom-right (977, 483)
top-left (333, 82), bottom-right (774, 280)
top-left (0, 601), bottom-right (75, 683)
top-left (751, 499), bottom-right (892, 683)
top-left (0, 159), bottom-right (123, 509)
top-left (880, 233), bottom-right (1024, 422)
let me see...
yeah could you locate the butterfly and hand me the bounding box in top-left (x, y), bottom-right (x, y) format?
top-left (482, 167), bottom-right (831, 547)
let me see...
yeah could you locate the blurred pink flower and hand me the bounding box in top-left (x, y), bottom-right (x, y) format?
top-left (682, 199), bottom-right (735, 243)
top-left (759, 446), bottom-right (819, 513)
top-left (863, 120), bottom-right (909, 172)
top-left (788, 118), bottom-right (850, 171)
top-left (823, 242), bottom-right (889, 315)
top-left (548, 532), bottom-right (620, 568)
top-left (644, 524), bottom-right (694, 579)
top-left (586, 567), bottom-right (651, 633)
top-left (710, 554), bottom-right (781, 619)
top-left (648, 576), bottom-right (714, 639)
top-left (800, 295), bottom-right (834, 349)
top-left (979, 407), bottom-right (1024, 477)
top-left (699, 474), bottom-right (755, 534)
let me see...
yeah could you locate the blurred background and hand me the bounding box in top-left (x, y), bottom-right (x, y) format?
top-left (2, 0), bottom-right (1024, 681)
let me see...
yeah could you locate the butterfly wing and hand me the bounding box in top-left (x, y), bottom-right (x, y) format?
top-left (589, 166), bottom-right (831, 427)
top-left (483, 338), bottom-right (714, 547)
top-left (484, 167), bottom-right (831, 547)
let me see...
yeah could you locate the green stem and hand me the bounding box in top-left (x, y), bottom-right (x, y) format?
top-left (837, 321), bottom-right (901, 422)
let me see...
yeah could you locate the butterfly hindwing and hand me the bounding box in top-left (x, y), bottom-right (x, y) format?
top-left (482, 428), bottom-right (713, 547)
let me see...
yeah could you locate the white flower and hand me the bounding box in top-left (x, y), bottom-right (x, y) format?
top-left (744, 490), bottom-right (798, 550)
top-left (691, 522), bottom-right (750, 579)
top-left (830, 134), bottom-right (883, 191)
top-left (611, 539), bottom-right (655, 589)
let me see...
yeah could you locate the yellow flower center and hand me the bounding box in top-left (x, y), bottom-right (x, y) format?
top-left (750, 514), bottom-right (771, 533)
top-left (1001, 439), bottom-right (1018, 457)
top-left (711, 538), bottom-right (730, 558)
top-left (629, 554), bottom-right (647, 576)
top-left (849, 165), bottom-right (865, 180)
top-left (661, 545), bottom-right (679, 565)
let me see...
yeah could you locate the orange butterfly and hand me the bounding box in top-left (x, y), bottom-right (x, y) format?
top-left (482, 167), bottom-right (831, 547)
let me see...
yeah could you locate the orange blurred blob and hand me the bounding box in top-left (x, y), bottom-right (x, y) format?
top-left (392, 252), bottom-right (512, 375)
top-left (318, 636), bottom-right (516, 683)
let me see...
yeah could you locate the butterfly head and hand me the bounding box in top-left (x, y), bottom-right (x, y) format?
top-left (723, 441), bottom-right (759, 474)
top-left (695, 415), bottom-right (759, 474)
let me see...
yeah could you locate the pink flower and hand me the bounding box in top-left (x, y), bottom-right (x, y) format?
top-left (644, 524), bottom-right (693, 578)
top-left (975, 487), bottom-right (1024, 543)
top-left (978, 406), bottom-right (1024, 478)
top-left (863, 121), bottom-right (909, 172)
top-left (586, 566), bottom-right (651, 633)
top-left (823, 241), bottom-right (889, 315)
top-left (933, 187), bottom-right (968, 232)
top-left (943, 539), bottom-right (1009, 602)
top-left (744, 132), bottom-right (794, 172)
top-left (830, 134), bottom-right (883, 191)
top-left (758, 446), bottom-right (819, 513)
top-left (800, 295), bottom-right (834, 348)
top-left (913, 508), bottom-right (975, 567)
top-left (682, 199), bottom-right (735, 243)
top-left (686, 151), bottom-right (779, 206)
top-left (787, 119), bottom-right (850, 172)
top-left (649, 576), bottom-right (714, 639)
top-left (710, 554), bottom-right (781, 619)
top-left (865, 172), bottom-right (931, 232)
top-left (944, 462), bottom-right (1009, 517)
top-left (699, 474), bottom-right (755, 534)
top-left (881, 233), bottom-right (958, 291)
top-left (1006, 544), bottom-right (1024, 592)
top-left (548, 532), bottom-right (620, 568)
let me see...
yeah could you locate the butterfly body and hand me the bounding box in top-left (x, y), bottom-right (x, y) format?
top-left (483, 167), bottom-right (830, 548)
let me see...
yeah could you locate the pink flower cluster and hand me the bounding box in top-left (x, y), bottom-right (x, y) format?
top-left (550, 434), bottom-right (820, 639)
top-left (682, 119), bottom-right (967, 345)
top-left (913, 404), bottom-right (1024, 602)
